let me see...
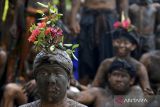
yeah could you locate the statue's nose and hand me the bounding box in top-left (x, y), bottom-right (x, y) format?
top-left (48, 73), bottom-right (56, 85)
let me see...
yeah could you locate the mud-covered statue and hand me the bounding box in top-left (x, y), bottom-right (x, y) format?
top-left (19, 2), bottom-right (87, 107)
top-left (19, 49), bottom-right (87, 107)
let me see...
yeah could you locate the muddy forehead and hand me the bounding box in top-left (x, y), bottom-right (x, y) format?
top-left (35, 64), bottom-right (66, 73)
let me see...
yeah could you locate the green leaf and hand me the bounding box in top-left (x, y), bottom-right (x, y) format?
top-left (64, 44), bottom-right (73, 47)
top-left (57, 13), bottom-right (63, 18)
top-left (66, 49), bottom-right (72, 54)
top-left (62, 36), bottom-right (64, 43)
top-left (37, 17), bottom-right (46, 21)
top-left (46, 21), bottom-right (51, 25)
top-left (72, 52), bottom-right (78, 61)
top-left (58, 42), bottom-right (63, 48)
top-left (2, 0), bottom-right (9, 22)
top-left (34, 41), bottom-right (38, 45)
top-left (29, 24), bottom-right (36, 32)
top-left (72, 44), bottom-right (79, 50)
top-left (50, 45), bottom-right (55, 51)
top-left (52, 0), bottom-right (59, 5)
top-left (37, 2), bottom-right (48, 8)
top-left (50, 8), bottom-right (58, 14)
top-left (36, 10), bottom-right (44, 15)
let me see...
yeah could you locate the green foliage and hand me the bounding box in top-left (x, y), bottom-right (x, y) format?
top-left (64, 44), bottom-right (79, 61)
top-left (29, 24), bottom-right (37, 32)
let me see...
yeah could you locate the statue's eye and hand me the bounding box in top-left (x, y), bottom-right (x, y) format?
top-left (40, 71), bottom-right (48, 76)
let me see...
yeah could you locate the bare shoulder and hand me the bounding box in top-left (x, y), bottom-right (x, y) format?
top-left (140, 51), bottom-right (160, 65)
top-left (101, 57), bottom-right (114, 66)
top-left (129, 4), bottom-right (139, 11)
top-left (140, 52), bottom-right (151, 63)
top-left (129, 57), bottom-right (142, 66)
top-left (141, 52), bottom-right (151, 59)
top-left (67, 98), bottom-right (88, 107)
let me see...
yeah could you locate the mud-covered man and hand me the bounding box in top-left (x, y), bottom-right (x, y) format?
top-left (19, 49), bottom-right (87, 107)
top-left (68, 59), bottom-right (146, 107)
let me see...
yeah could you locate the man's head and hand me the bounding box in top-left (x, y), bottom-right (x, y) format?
top-left (108, 59), bottom-right (136, 94)
top-left (112, 28), bottom-right (139, 57)
top-left (33, 49), bottom-right (73, 103)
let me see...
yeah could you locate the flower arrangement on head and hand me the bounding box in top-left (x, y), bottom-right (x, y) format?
top-left (112, 12), bottom-right (139, 46)
top-left (113, 12), bottom-right (136, 32)
top-left (28, 2), bottom-right (79, 60)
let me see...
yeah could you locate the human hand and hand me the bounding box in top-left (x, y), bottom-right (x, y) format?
top-left (23, 79), bottom-right (37, 96)
top-left (70, 20), bottom-right (80, 34)
top-left (144, 88), bottom-right (154, 95)
top-left (70, 79), bottom-right (80, 88)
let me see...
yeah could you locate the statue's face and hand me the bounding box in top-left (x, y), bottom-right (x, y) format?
top-left (35, 64), bottom-right (69, 103)
top-left (108, 70), bottom-right (133, 94)
top-left (113, 37), bottom-right (136, 57)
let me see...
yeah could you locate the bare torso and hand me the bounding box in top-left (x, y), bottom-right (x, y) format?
top-left (129, 4), bottom-right (157, 36)
top-left (140, 51), bottom-right (160, 86)
top-left (93, 86), bottom-right (145, 107)
top-left (83, 0), bottom-right (116, 10)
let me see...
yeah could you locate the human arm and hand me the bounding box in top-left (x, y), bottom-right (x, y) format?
top-left (9, 0), bottom-right (24, 38)
top-left (58, 0), bottom-right (66, 23)
top-left (70, 0), bottom-right (81, 34)
top-left (92, 59), bottom-right (111, 87)
top-left (139, 53), bottom-right (150, 70)
top-left (70, 79), bottom-right (88, 91)
top-left (67, 88), bottom-right (97, 105)
top-left (22, 79), bottom-right (37, 96)
top-left (137, 63), bottom-right (154, 95)
top-left (0, 49), bottom-right (7, 81)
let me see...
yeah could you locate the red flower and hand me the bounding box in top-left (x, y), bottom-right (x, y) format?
top-left (45, 27), bottom-right (51, 35)
top-left (51, 27), bottom-right (58, 38)
top-left (28, 35), bottom-right (36, 42)
top-left (113, 21), bottom-right (121, 29)
top-left (28, 29), bottom-right (40, 42)
top-left (57, 28), bottom-right (63, 36)
top-left (50, 27), bottom-right (63, 38)
top-left (37, 22), bottom-right (46, 28)
top-left (32, 29), bottom-right (40, 37)
top-left (122, 20), bottom-right (130, 29)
